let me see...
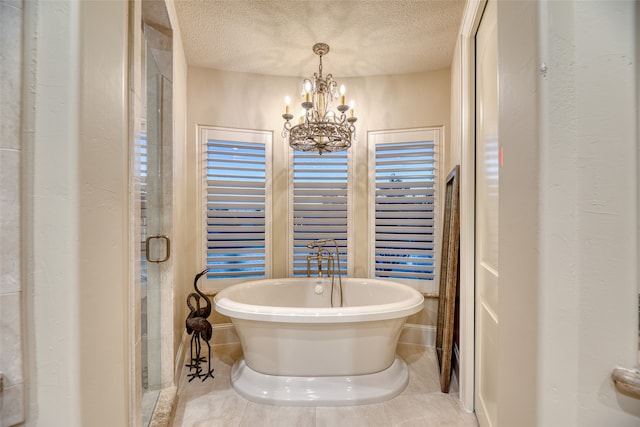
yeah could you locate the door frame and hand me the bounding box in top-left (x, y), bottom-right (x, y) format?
top-left (458, 0), bottom-right (487, 412)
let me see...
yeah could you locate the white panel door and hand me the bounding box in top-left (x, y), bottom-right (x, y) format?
top-left (475, 1), bottom-right (499, 426)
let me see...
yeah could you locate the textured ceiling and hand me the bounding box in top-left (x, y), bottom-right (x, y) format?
top-left (174, 0), bottom-right (466, 77)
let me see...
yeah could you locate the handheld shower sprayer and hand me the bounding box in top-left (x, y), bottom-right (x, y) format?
top-left (307, 238), bottom-right (334, 248)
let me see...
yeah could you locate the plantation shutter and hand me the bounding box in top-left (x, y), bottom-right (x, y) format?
top-left (292, 150), bottom-right (349, 276)
top-left (204, 128), bottom-right (270, 281)
top-left (372, 130), bottom-right (439, 289)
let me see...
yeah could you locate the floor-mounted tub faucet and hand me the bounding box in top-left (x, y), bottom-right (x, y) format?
top-left (306, 239), bottom-right (334, 278)
top-left (306, 239), bottom-right (344, 307)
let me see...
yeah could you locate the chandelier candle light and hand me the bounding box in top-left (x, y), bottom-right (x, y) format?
top-left (282, 43), bottom-right (357, 155)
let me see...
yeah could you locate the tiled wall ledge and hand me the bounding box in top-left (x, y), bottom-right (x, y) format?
top-left (612, 367), bottom-right (640, 399)
top-left (148, 385), bottom-right (176, 427)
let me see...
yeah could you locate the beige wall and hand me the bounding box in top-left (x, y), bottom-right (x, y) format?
top-left (1, 0), bottom-right (25, 424)
top-left (449, 36), bottom-right (462, 172)
top-left (23, 1), bottom-right (190, 424)
top-left (451, 0), bottom-right (640, 424)
top-left (497, 1), bottom-right (640, 424)
top-left (186, 66), bottom-right (451, 329)
top-left (18, 1), bottom-right (450, 424)
top-left (17, 0), bottom-right (640, 424)
top-left (24, 1), bottom-right (130, 425)
top-left (532, 2), bottom-right (639, 425)
top-left (186, 68), bottom-right (295, 284)
top-left (496, 1), bottom-right (541, 424)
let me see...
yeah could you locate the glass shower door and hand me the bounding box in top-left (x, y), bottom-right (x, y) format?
top-left (140, 33), bottom-right (173, 425)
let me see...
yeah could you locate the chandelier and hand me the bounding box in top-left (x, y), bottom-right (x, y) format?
top-left (282, 43), bottom-right (357, 155)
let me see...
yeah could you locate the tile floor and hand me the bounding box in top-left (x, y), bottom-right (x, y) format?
top-left (171, 342), bottom-right (478, 427)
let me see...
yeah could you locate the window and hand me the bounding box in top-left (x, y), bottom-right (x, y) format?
top-left (200, 127), bottom-right (272, 287)
top-left (369, 128), bottom-right (441, 293)
top-left (200, 126), bottom-right (440, 288)
top-left (290, 150), bottom-right (350, 276)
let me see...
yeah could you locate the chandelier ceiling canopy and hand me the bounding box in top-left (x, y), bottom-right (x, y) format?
top-left (282, 43), bottom-right (357, 155)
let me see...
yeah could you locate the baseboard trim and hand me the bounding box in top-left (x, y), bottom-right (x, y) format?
top-left (174, 332), bottom-right (187, 381)
top-left (399, 323), bottom-right (436, 346)
top-left (212, 323), bottom-right (240, 344)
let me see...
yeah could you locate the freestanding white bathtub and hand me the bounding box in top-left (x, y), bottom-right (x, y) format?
top-left (214, 277), bottom-right (424, 406)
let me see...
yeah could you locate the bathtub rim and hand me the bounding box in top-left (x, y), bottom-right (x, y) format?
top-left (213, 277), bottom-right (425, 323)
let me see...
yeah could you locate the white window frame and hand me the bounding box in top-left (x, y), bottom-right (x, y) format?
top-left (368, 127), bottom-right (443, 294)
top-left (286, 147), bottom-right (355, 276)
top-left (199, 125), bottom-right (272, 291)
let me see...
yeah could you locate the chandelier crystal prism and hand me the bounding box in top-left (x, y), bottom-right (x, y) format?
top-left (282, 43), bottom-right (357, 155)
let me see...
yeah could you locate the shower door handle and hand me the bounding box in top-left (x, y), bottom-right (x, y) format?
top-left (145, 235), bottom-right (171, 263)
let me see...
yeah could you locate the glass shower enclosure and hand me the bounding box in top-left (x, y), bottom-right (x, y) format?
top-left (132, 3), bottom-right (174, 424)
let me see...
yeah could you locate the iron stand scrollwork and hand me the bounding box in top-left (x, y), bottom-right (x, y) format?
top-left (185, 268), bottom-right (214, 382)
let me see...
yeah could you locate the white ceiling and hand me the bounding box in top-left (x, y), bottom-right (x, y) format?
top-left (173, 0), bottom-right (466, 78)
